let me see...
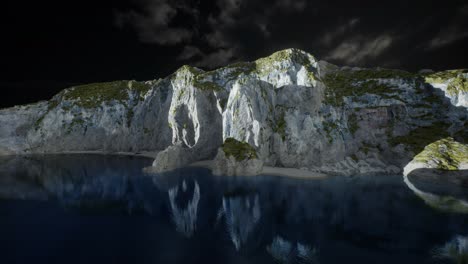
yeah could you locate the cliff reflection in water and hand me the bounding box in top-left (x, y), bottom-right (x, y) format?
top-left (404, 170), bottom-right (468, 263)
top-left (433, 235), bottom-right (468, 264)
top-left (404, 169), bottom-right (468, 214)
top-left (219, 192), bottom-right (261, 250)
top-left (267, 236), bottom-right (319, 264)
top-left (1, 154), bottom-right (468, 264)
top-left (167, 180), bottom-right (200, 237)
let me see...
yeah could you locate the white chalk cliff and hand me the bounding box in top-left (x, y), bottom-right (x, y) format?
top-left (1, 49), bottom-right (467, 176)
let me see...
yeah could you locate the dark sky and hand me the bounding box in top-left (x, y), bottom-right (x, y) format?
top-left (1, 0), bottom-right (468, 108)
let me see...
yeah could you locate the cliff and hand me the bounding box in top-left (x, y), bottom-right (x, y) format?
top-left (1, 48), bottom-right (467, 176)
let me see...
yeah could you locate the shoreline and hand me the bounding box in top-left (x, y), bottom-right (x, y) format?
top-left (189, 160), bottom-right (328, 179)
top-left (3, 150), bottom-right (159, 159)
top-left (3, 152), bottom-right (327, 179)
top-left (9, 152), bottom-right (464, 181)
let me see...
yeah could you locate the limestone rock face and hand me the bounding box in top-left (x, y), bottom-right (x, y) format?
top-left (147, 144), bottom-right (194, 173)
top-left (0, 102), bottom-right (48, 154)
top-left (1, 48), bottom-right (467, 176)
top-left (1, 80), bottom-right (173, 154)
top-left (212, 148), bottom-right (264, 176)
top-left (167, 66), bottom-right (223, 161)
top-left (424, 70), bottom-right (468, 108)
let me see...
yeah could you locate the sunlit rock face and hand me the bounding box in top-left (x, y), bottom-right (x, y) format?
top-left (1, 48), bottom-right (467, 176)
top-left (424, 70), bottom-right (468, 108)
top-left (165, 66), bottom-right (224, 161)
top-left (219, 193), bottom-right (261, 250)
top-left (1, 80), bottom-right (174, 153)
top-left (404, 138), bottom-right (468, 187)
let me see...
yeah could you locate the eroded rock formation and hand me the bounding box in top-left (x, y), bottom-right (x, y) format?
top-left (1, 48), bottom-right (467, 176)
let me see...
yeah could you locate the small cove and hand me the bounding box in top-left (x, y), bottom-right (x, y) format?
top-left (0, 154), bottom-right (467, 264)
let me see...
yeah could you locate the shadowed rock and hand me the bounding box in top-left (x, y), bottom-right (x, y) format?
top-left (403, 170), bottom-right (468, 214)
top-left (432, 235), bottom-right (468, 264)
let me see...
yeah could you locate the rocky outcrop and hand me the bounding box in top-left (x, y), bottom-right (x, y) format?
top-left (424, 70), bottom-right (468, 108)
top-left (212, 148), bottom-right (264, 176)
top-left (212, 138), bottom-right (263, 176)
top-left (146, 144), bottom-right (194, 173)
top-left (0, 80), bottom-right (173, 153)
top-left (403, 138), bottom-right (468, 187)
top-left (1, 48), bottom-right (467, 176)
top-left (404, 138), bottom-right (468, 176)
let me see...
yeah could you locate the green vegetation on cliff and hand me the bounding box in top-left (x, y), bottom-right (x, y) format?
top-left (389, 122), bottom-right (450, 154)
top-left (206, 62), bottom-right (255, 81)
top-left (34, 95), bottom-right (62, 130)
top-left (34, 80), bottom-right (151, 131)
top-left (63, 80), bottom-right (151, 108)
top-left (413, 137), bottom-right (468, 170)
top-left (347, 112), bottom-right (359, 135)
top-left (255, 49), bottom-right (311, 70)
top-left (223, 62), bottom-right (256, 79)
top-left (424, 69), bottom-right (468, 95)
top-left (172, 49), bottom-right (318, 92)
top-left (254, 48), bottom-right (316, 79)
top-left (322, 68), bottom-right (417, 106)
top-left (66, 117), bottom-right (86, 134)
top-left (173, 65), bottom-right (224, 91)
top-left (273, 111), bottom-right (287, 141)
top-left (222, 138), bottom-right (258, 161)
top-left (193, 77), bottom-right (223, 91)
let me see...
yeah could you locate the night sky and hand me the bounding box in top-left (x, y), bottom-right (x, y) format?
top-left (2, 0), bottom-right (467, 108)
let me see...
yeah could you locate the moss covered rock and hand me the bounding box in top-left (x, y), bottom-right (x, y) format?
top-left (424, 69), bottom-right (468, 107)
top-left (213, 138), bottom-right (263, 176)
top-left (413, 138), bottom-right (468, 170)
top-left (404, 138), bottom-right (468, 178)
top-left (221, 138), bottom-right (258, 161)
top-left (322, 68), bottom-right (417, 106)
top-left (63, 80), bottom-right (151, 109)
top-left (424, 69), bottom-right (468, 94)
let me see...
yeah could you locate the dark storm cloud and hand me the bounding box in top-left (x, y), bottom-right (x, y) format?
top-left (321, 18), bottom-right (360, 45)
top-left (116, 0), bottom-right (467, 70)
top-left (177, 45), bottom-right (203, 60)
top-left (115, 0), bottom-right (197, 45)
top-left (325, 34), bottom-right (394, 64)
top-left (177, 45), bottom-right (234, 68)
top-left (426, 4), bottom-right (468, 50)
top-left (115, 0), bottom-right (311, 67)
top-left (4, 0), bottom-right (468, 108)
top-left (195, 48), bottom-right (235, 67)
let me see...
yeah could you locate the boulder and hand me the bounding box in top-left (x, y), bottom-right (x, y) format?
top-left (212, 138), bottom-right (263, 176)
top-left (145, 144), bottom-right (195, 174)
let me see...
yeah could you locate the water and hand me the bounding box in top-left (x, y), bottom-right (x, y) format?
top-left (0, 155), bottom-right (467, 264)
